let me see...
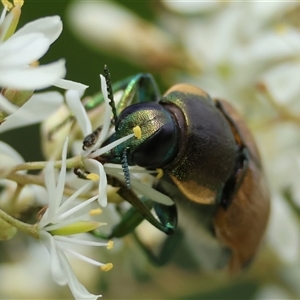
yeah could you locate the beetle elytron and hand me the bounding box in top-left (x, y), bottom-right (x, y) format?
top-left (84, 66), bottom-right (270, 272)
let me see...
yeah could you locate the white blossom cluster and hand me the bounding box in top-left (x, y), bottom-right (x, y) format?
top-left (0, 1), bottom-right (129, 299)
top-left (2, 0), bottom-right (300, 299)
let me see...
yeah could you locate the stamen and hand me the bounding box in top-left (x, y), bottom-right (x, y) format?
top-left (89, 208), bottom-right (102, 216)
top-left (100, 263), bottom-right (113, 272)
top-left (58, 195), bottom-right (98, 221)
top-left (156, 168), bottom-right (164, 179)
top-left (86, 173), bottom-right (100, 181)
top-left (56, 181), bottom-right (93, 216)
top-left (57, 245), bottom-right (106, 267)
top-left (1, 1), bottom-right (13, 10)
top-left (13, 0), bottom-right (23, 7)
top-left (107, 240), bottom-right (114, 249)
top-left (0, 6), bottom-right (6, 24)
top-left (30, 60), bottom-right (39, 67)
top-left (133, 125), bottom-right (142, 139)
top-left (54, 235), bottom-right (110, 247)
top-left (90, 133), bottom-right (134, 158)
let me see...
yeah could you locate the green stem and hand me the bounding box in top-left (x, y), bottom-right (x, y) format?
top-left (10, 155), bottom-right (83, 172)
top-left (0, 208), bottom-right (38, 239)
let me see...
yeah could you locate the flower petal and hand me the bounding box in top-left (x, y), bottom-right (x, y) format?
top-left (89, 134), bottom-right (134, 158)
top-left (84, 159), bottom-right (107, 207)
top-left (0, 140), bottom-right (24, 164)
top-left (39, 231), bottom-right (67, 285)
top-left (54, 78), bottom-right (88, 91)
top-left (97, 75), bottom-right (112, 145)
top-left (0, 8), bottom-right (13, 42)
top-left (130, 176), bottom-right (174, 205)
top-left (66, 90), bottom-right (92, 136)
top-left (12, 16), bottom-right (63, 45)
top-left (38, 161), bottom-right (57, 228)
top-left (58, 251), bottom-right (102, 300)
top-left (54, 236), bottom-right (109, 247)
top-left (84, 75), bottom-right (112, 156)
top-left (0, 91), bottom-right (64, 133)
top-left (0, 33), bottom-right (50, 68)
top-left (56, 138), bottom-right (68, 202)
top-left (0, 59), bottom-right (66, 90)
top-left (55, 181), bottom-right (93, 216)
top-left (57, 195), bottom-right (98, 222)
top-left (105, 166), bottom-right (174, 205)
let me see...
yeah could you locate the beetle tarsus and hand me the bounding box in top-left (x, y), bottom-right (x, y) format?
top-left (74, 168), bottom-right (90, 180)
top-left (82, 125), bottom-right (102, 150)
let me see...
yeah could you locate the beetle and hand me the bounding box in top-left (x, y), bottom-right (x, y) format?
top-left (84, 66), bottom-right (270, 272)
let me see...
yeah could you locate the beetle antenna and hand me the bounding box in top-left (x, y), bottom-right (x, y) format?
top-left (104, 65), bottom-right (118, 129)
top-left (121, 149), bottom-right (131, 188)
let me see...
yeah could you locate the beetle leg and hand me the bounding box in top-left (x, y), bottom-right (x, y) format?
top-left (82, 125), bottom-right (103, 150)
top-left (105, 175), bottom-right (177, 235)
top-left (74, 167), bottom-right (90, 180)
top-left (117, 73), bottom-right (161, 114)
top-left (92, 197), bottom-right (153, 239)
top-left (218, 146), bottom-right (249, 209)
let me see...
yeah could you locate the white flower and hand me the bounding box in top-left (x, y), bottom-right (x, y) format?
top-left (0, 5), bottom-right (88, 132)
top-left (0, 8), bottom-right (66, 90)
top-left (65, 74), bottom-right (173, 207)
top-left (0, 91), bottom-right (64, 133)
top-left (38, 139), bottom-right (113, 300)
top-left (0, 139), bottom-right (24, 177)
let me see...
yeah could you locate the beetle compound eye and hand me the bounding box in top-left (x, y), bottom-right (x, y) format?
top-left (132, 121), bottom-right (178, 168)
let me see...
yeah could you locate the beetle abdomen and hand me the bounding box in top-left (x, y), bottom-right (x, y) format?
top-left (213, 100), bottom-right (270, 271)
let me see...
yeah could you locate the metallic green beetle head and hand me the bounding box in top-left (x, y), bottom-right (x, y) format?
top-left (104, 102), bottom-right (178, 169)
